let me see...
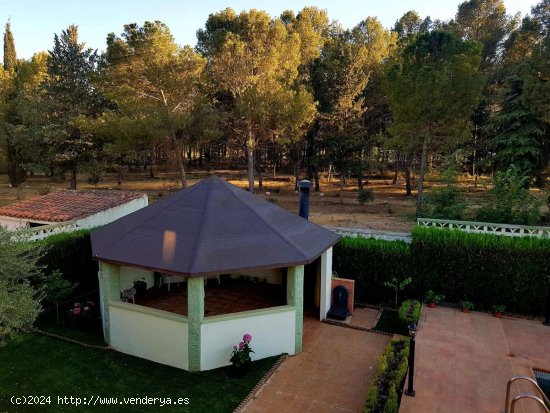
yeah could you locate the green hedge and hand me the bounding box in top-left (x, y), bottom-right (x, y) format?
top-left (333, 237), bottom-right (411, 305)
top-left (365, 339), bottom-right (409, 413)
top-left (333, 228), bottom-right (550, 315)
top-left (36, 230), bottom-right (98, 294)
top-left (398, 300), bottom-right (421, 325)
top-left (411, 226), bottom-right (550, 315)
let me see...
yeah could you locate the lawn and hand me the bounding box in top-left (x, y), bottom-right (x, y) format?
top-left (0, 332), bottom-right (277, 413)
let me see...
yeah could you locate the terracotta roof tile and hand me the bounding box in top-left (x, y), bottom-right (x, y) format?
top-left (0, 190), bottom-right (145, 222)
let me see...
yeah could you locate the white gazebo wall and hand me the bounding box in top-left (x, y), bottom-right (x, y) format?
top-left (200, 306), bottom-right (296, 371)
top-left (109, 302), bottom-right (189, 370)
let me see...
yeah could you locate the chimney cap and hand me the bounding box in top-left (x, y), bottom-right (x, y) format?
top-left (298, 180), bottom-right (312, 190)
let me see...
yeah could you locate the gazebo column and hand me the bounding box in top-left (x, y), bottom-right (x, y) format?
top-left (98, 262), bottom-right (121, 345)
top-left (287, 265), bottom-right (304, 354)
top-left (187, 276), bottom-right (204, 372)
top-left (319, 247), bottom-right (333, 321)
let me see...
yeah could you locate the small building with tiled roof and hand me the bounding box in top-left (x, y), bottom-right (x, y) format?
top-left (0, 190), bottom-right (148, 237)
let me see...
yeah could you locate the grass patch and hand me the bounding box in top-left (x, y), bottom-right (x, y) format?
top-left (374, 309), bottom-right (410, 336)
top-left (0, 333), bottom-right (277, 413)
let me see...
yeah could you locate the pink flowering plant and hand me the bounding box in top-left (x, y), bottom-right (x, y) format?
top-left (230, 333), bottom-right (254, 368)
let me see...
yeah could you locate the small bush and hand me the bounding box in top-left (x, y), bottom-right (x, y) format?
top-left (398, 300), bottom-right (421, 324)
top-left (424, 168), bottom-right (466, 220)
top-left (476, 165), bottom-right (542, 225)
top-left (365, 339), bottom-right (409, 413)
top-left (358, 189), bottom-right (375, 206)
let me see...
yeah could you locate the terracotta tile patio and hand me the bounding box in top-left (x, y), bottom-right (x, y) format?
top-left (399, 305), bottom-right (550, 413)
top-left (135, 278), bottom-right (286, 317)
top-left (243, 315), bottom-right (390, 413)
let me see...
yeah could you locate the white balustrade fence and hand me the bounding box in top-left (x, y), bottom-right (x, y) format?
top-left (417, 218), bottom-right (550, 238)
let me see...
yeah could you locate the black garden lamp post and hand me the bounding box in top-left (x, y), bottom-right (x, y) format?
top-left (405, 322), bottom-right (419, 397)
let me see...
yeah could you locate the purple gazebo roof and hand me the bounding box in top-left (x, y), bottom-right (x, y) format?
top-left (91, 176), bottom-right (340, 276)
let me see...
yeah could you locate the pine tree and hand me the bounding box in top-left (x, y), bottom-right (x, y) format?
top-left (3, 21), bottom-right (16, 71)
top-left (40, 25), bottom-right (111, 189)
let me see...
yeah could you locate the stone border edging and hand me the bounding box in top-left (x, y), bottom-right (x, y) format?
top-left (233, 353), bottom-right (289, 413)
top-left (27, 328), bottom-right (112, 350)
top-left (322, 318), bottom-right (393, 336)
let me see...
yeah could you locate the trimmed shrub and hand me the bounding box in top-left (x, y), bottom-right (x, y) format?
top-left (36, 230), bottom-right (98, 294)
top-left (411, 226), bottom-right (550, 315)
top-left (398, 300), bottom-right (420, 324)
top-left (365, 339), bottom-right (409, 413)
top-left (333, 237), bottom-right (411, 305)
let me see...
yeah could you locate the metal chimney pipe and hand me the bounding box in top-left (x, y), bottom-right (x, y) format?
top-left (298, 179), bottom-right (312, 220)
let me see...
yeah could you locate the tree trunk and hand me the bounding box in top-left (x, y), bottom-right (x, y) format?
top-left (472, 126), bottom-right (478, 189)
top-left (416, 137), bottom-right (429, 215)
top-left (117, 168), bottom-right (123, 186)
top-left (357, 167), bottom-right (364, 190)
top-left (314, 167), bottom-right (320, 192)
top-left (70, 167), bottom-right (77, 190)
top-left (258, 163), bottom-right (263, 190)
top-left (392, 164), bottom-right (398, 185)
top-left (149, 160), bottom-right (155, 179)
top-left (171, 132), bottom-right (187, 188)
top-left (294, 160), bottom-right (300, 192)
top-left (339, 172), bottom-right (344, 203)
top-left (405, 166), bottom-right (412, 196)
top-left (246, 133), bottom-right (255, 193)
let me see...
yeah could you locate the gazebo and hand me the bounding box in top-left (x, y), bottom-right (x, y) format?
top-left (91, 176), bottom-right (339, 371)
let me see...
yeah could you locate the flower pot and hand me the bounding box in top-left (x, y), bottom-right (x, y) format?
top-left (428, 302), bottom-right (437, 308)
top-left (461, 308), bottom-right (469, 313)
top-left (494, 312), bottom-right (502, 319)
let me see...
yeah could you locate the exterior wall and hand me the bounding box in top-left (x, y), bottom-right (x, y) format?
top-left (120, 266), bottom-right (154, 290)
top-left (332, 277), bottom-right (355, 315)
top-left (98, 262), bottom-right (121, 344)
top-left (320, 248), bottom-right (333, 320)
top-left (109, 302), bottom-right (189, 370)
top-left (200, 306), bottom-right (296, 371)
top-left (77, 196), bottom-right (148, 229)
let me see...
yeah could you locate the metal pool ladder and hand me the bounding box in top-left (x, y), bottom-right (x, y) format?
top-left (504, 375), bottom-right (550, 413)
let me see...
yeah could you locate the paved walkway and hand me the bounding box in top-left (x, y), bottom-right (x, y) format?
top-left (399, 306), bottom-right (550, 413)
top-left (244, 316), bottom-right (390, 413)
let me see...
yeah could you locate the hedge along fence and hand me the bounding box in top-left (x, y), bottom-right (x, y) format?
top-left (35, 229), bottom-right (98, 294)
top-left (333, 237), bottom-right (411, 306)
top-left (411, 226), bottom-right (550, 315)
top-left (333, 227), bottom-right (550, 315)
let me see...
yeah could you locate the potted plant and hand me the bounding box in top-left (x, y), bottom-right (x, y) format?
top-left (460, 300), bottom-right (474, 313)
top-left (230, 333), bottom-right (254, 376)
top-left (425, 290), bottom-right (445, 308)
top-left (492, 305), bottom-right (506, 318)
